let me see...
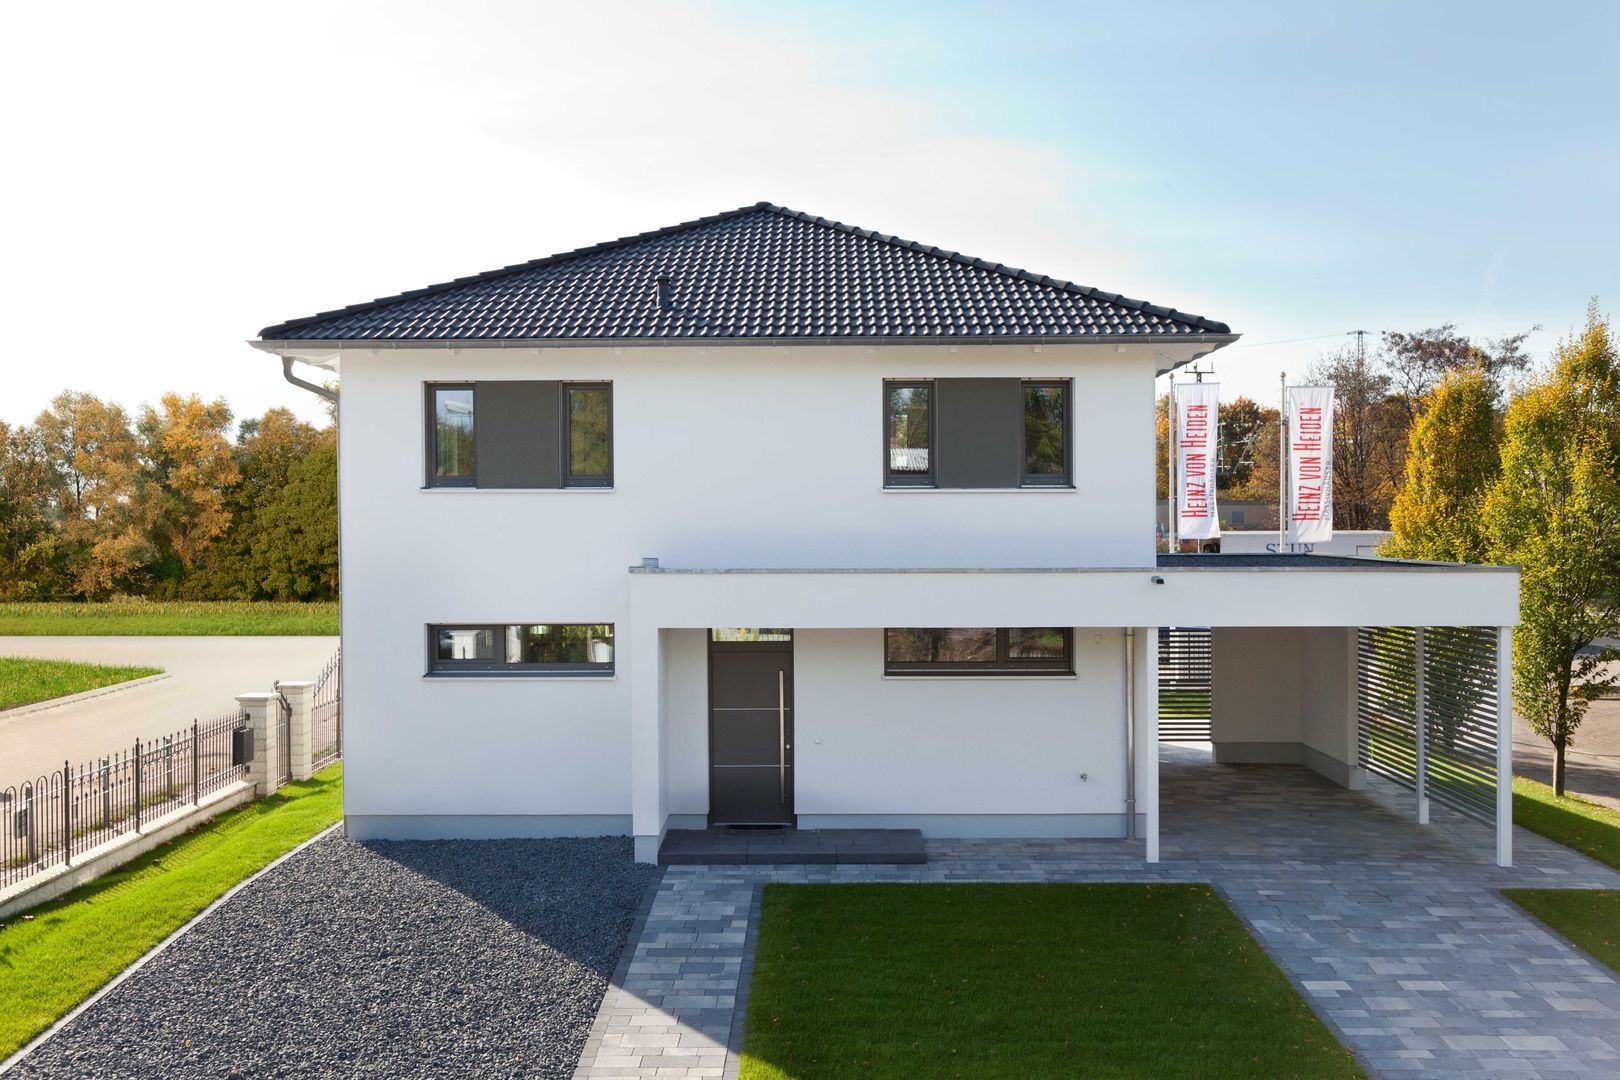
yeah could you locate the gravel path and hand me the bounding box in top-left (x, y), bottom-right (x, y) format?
top-left (12, 835), bottom-right (658, 1079)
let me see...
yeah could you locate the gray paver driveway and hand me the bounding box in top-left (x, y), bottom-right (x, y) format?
top-left (577, 747), bottom-right (1620, 1080)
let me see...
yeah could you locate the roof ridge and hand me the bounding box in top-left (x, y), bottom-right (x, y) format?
top-left (258, 202), bottom-right (774, 339)
top-left (748, 203), bottom-right (1227, 335)
top-left (258, 201), bottom-right (1234, 340)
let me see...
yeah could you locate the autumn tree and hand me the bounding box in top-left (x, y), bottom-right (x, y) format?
top-left (1382, 366), bottom-right (1499, 564)
top-left (1383, 323), bottom-right (1536, 415)
top-left (1308, 345), bottom-right (1406, 529)
top-left (1485, 302), bottom-right (1620, 794)
top-left (0, 421), bottom-right (72, 599)
top-left (138, 393), bottom-right (240, 593)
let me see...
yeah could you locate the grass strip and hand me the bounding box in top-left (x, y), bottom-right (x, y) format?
top-left (739, 882), bottom-right (1364, 1080)
top-left (0, 658), bottom-right (163, 711)
top-left (0, 764), bottom-right (342, 1057)
top-left (1502, 889), bottom-right (1620, 977)
top-left (0, 602), bottom-right (338, 637)
top-left (1513, 775), bottom-right (1620, 872)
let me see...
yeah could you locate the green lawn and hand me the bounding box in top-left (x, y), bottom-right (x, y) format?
top-left (0, 764), bottom-right (342, 1057)
top-left (739, 883), bottom-right (1364, 1080)
top-left (1503, 889), bottom-right (1620, 976)
top-left (1513, 775), bottom-right (1620, 872)
top-left (0, 657), bottom-right (163, 711)
top-left (0, 602), bottom-right (338, 637)
top-left (1503, 777), bottom-right (1620, 978)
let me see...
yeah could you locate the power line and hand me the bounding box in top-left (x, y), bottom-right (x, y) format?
top-left (1226, 333), bottom-right (1352, 350)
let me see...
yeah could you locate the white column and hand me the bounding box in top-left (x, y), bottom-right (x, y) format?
top-left (1414, 628), bottom-right (1429, 824)
top-left (1137, 626), bottom-right (1161, 863)
top-left (629, 623), bottom-right (667, 864)
top-left (279, 681), bottom-right (316, 781)
top-left (238, 692), bottom-right (279, 797)
top-left (1495, 625), bottom-right (1514, 868)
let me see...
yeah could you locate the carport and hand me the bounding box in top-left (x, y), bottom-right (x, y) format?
top-left (1157, 553), bottom-right (1520, 866)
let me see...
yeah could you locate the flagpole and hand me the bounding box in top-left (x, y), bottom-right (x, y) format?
top-left (1168, 377), bottom-right (1179, 554)
top-left (1278, 371), bottom-right (1287, 555)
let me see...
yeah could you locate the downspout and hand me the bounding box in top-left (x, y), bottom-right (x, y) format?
top-left (1124, 627), bottom-right (1137, 842)
top-left (282, 356), bottom-right (338, 403)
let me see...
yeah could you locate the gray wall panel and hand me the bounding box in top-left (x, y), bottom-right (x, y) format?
top-left (475, 380), bottom-right (560, 488)
top-left (936, 377), bottom-right (1021, 488)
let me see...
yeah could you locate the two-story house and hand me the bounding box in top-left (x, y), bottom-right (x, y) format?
top-left (254, 202), bottom-right (1520, 866)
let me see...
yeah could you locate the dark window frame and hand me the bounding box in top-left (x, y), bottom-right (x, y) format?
top-left (564, 382), bottom-right (614, 488)
top-left (1020, 380), bottom-right (1073, 488)
top-left (884, 627), bottom-right (1074, 676)
top-left (882, 379), bottom-right (936, 488)
top-left (427, 623), bottom-right (616, 676)
top-left (426, 383), bottom-right (477, 488)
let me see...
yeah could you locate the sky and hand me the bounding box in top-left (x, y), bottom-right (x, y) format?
top-left (2, 0), bottom-right (1615, 430)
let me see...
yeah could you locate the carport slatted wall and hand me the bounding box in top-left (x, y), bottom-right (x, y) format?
top-left (1158, 627), bottom-right (1212, 741)
top-left (1357, 626), bottom-right (1499, 822)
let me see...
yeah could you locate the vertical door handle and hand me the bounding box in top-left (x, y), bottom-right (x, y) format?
top-left (778, 669), bottom-right (787, 804)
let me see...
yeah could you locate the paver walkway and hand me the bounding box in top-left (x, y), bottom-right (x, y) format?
top-left (575, 747), bottom-right (1620, 1079)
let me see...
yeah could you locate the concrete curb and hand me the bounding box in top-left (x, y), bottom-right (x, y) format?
top-left (0, 672), bottom-right (171, 721)
top-left (0, 822), bottom-right (342, 1075)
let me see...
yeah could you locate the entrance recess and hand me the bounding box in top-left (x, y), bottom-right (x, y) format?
top-left (708, 629), bottom-right (794, 825)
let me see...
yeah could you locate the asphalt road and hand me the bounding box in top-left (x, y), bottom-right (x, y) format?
top-left (0, 637), bottom-right (339, 785)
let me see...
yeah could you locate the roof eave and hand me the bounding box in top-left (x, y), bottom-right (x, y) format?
top-left (254, 332), bottom-right (1240, 353)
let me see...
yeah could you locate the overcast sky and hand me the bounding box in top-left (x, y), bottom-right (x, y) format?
top-left (3, 0), bottom-right (1615, 430)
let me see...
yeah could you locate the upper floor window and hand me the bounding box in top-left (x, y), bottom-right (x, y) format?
top-left (884, 627), bottom-right (1073, 675)
top-left (426, 381), bottom-right (612, 489)
top-left (883, 378), bottom-right (1070, 489)
top-left (429, 623), bottom-right (615, 675)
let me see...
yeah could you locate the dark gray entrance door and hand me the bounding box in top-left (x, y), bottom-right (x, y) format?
top-left (708, 631), bottom-right (794, 825)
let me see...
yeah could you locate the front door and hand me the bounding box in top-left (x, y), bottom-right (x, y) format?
top-left (708, 629), bottom-right (794, 825)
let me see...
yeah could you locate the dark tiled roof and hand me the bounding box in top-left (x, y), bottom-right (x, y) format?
top-left (259, 202), bottom-right (1233, 342)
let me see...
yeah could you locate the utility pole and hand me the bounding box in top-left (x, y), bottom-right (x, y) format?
top-left (1348, 329), bottom-right (1370, 365)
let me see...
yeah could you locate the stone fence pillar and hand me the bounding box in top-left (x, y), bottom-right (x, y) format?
top-left (237, 691), bottom-right (280, 797)
top-left (279, 681), bottom-right (316, 782)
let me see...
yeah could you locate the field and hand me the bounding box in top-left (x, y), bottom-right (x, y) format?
top-left (0, 657), bottom-right (163, 711)
top-left (0, 602), bottom-right (339, 637)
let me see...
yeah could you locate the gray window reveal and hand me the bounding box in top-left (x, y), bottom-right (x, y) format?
top-left (884, 628), bottom-right (1073, 675)
top-left (883, 378), bottom-right (1070, 489)
top-left (425, 382), bottom-right (613, 489)
top-left (428, 623), bottom-right (615, 675)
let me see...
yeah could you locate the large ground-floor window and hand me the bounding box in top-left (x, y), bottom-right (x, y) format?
top-left (428, 623), bottom-right (615, 675)
top-left (884, 627), bottom-right (1072, 675)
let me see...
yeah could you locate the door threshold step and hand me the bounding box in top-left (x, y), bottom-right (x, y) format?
top-left (658, 827), bottom-right (926, 865)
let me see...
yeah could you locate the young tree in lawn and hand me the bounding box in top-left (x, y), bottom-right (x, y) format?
top-left (1382, 366), bottom-right (1499, 564)
top-left (1485, 302), bottom-right (1620, 795)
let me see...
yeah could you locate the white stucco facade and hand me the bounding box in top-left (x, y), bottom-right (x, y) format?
top-left (274, 335), bottom-right (1517, 866)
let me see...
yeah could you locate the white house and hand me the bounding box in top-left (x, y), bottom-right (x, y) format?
top-left (254, 202), bottom-right (1519, 866)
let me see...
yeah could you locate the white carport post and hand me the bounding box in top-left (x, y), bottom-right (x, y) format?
top-left (1414, 628), bottom-right (1429, 825)
top-left (1137, 626), bottom-right (1160, 863)
top-left (1495, 625), bottom-right (1514, 868)
top-left (630, 621), bottom-right (666, 865)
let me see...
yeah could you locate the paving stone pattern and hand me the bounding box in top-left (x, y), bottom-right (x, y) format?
top-left (575, 751), bottom-right (1620, 1080)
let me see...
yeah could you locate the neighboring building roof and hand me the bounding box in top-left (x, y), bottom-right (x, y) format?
top-left (259, 202), bottom-right (1233, 344)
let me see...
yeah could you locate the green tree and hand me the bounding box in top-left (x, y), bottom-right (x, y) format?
top-left (243, 441), bottom-right (339, 600)
top-left (1382, 366), bottom-right (1499, 563)
top-left (1485, 301), bottom-right (1620, 794)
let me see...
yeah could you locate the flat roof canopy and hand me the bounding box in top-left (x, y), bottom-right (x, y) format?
top-left (627, 555), bottom-right (1519, 630)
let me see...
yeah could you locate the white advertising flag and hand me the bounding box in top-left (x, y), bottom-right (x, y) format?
top-left (1175, 381), bottom-right (1221, 541)
top-left (1286, 385), bottom-right (1334, 544)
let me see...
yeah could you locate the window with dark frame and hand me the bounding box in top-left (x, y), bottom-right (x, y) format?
top-left (430, 385), bottom-right (476, 485)
top-left (884, 381), bottom-right (934, 485)
top-left (884, 627), bottom-right (1073, 675)
top-left (425, 382), bottom-right (613, 489)
top-left (429, 624), bottom-right (615, 675)
top-left (882, 378), bottom-right (1071, 488)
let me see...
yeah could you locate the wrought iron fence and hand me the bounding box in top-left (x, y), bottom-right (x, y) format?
top-left (0, 708), bottom-right (250, 890)
top-left (311, 648), bottom-right (342, 771)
